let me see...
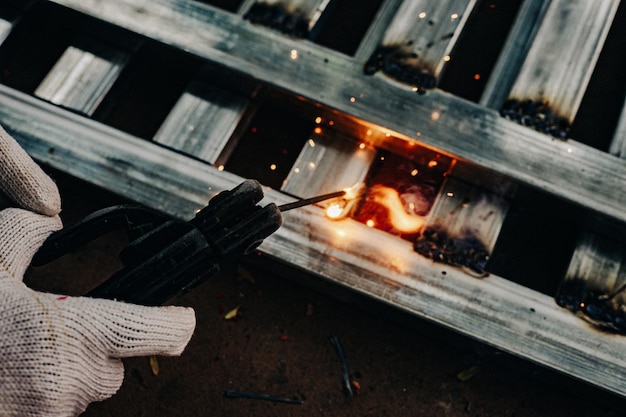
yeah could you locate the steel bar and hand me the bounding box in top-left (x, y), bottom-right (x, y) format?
top-left (417, 174), bottom-right (513, 276)
top-left (609, 96), bottom-right (626, 158)
top-left (0, 17), bottom-right (13, 44)
top-left (506, 0), bottom-right (619, 122)
top-left (153, 79), bottom-right (251, 164)
top-left (34, 36), bottom-right (130, 115)
top-left (353, 0), bottom-right (403, 61)
top-left (558, 94), bottom-right (626, 332)
top-left (281, 129), bottom-right (376, 200)
top-left (364, 0), bottom-right (478, 89)
top-left (479, 0), bottom-right (551, 110)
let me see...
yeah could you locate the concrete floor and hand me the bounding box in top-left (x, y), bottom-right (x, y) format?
top-left (23, 169), bottom-right (626, 417)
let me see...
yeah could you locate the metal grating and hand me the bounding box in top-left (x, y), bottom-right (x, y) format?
top-left (0, 0), bottom-right (625, 397)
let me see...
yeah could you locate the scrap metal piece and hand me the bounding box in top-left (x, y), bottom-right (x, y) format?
top-left (330, 335), bottom-right (353, 396)
top-left (225, 390), bottom-right (303, 404)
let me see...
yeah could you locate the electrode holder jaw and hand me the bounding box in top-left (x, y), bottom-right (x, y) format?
top-left (32, 180), bottom-right (282, 306)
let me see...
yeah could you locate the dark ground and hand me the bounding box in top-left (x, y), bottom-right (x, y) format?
top-left (23, 169), bottom-right (626, 417)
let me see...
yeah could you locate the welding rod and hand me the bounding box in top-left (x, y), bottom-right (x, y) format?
top-left (278, 190), bottom-right (346, 212)
top-left (330, 335), bottom-right (354, 396)
top-left (224, 390), bottom-right (303, 404)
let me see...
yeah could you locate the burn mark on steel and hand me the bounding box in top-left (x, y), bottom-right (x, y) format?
top-left (364, 45), bottom-right (436, 91)
top-left (556, 278), bottom-right (626, 334)
top-left (244, 2), bottom-right (310, 38)
top-left (413, 226), bottom-right (490, 276)
top-left (500, 99), bottom-right (571, 140)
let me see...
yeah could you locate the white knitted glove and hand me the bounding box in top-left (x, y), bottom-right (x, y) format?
top-left (0, 125), bottom-right (196, 417)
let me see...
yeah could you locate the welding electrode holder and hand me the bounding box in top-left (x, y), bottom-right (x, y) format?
top-left (32, 180), bottom-right (282, 306)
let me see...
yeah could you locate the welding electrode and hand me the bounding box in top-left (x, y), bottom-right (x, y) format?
top-left (278, 190), bottom-right (346, 212)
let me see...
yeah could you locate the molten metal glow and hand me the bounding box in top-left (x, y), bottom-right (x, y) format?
top-left (324, 183), bottom-right (364, 220)
top-left (326, 203), bottom-right (344, 219)
top-left (370, 185), bottom-right (424, 233)
top-left (343, 183), bottom-right (363, 200)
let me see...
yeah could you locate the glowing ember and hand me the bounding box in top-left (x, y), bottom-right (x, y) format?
top-left (369, 185), bottom-right (424, 233)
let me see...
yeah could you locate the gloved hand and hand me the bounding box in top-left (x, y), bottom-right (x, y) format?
top-left (0, 125), bottom-right (196, 417)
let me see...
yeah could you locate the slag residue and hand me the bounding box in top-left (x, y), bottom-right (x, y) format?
top-left (556, 279), bottom-right (626, 334)
top-left (413, 225), bottom-right (490, 276)
top-left (364, 44), bottom-right (437, 92)
top-left (244, 2), bottom-right (311, 38)
top-left (500, 98), bottom-right (571, 140)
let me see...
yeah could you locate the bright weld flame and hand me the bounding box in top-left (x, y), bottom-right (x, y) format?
top-left (325, 183), bottom-right (363, 220)
top-left (343, 182), bottom-right (363, 200)
top-left (370, 185), bottom-right (424, 233)
top-left (326, 204), bottom-right (344, 219)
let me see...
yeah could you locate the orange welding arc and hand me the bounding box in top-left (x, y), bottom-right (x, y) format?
top-left (369, 185), bottom-right (424, 233)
